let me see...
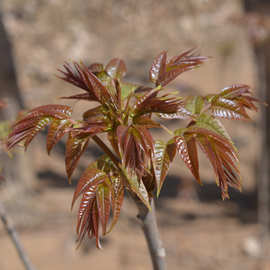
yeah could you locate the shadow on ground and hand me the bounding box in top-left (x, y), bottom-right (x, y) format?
top-left (158, 174), bottom-right (257, 224)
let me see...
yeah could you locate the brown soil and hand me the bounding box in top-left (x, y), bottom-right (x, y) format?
top-left (0, 188), bottom-right (269, 270)
top-left (0, 0), bottom-right (268, 269)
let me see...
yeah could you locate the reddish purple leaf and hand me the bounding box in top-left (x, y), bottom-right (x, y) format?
top-left (47, 119), bottom-right (71, 154)
top-left (71, 166), bottom-right (106, 208)
top-left (96, 183), bottom-right (111, 235)
top-left (65, 134), bottom-right (89, 181)
top-left (149, 51), bottom-right (167, 84)
top-left (108, 177), bottom-right (124, 233)
top-left (105, 58), bottom-right (127, 79)
top-left (152, 140), bottom-right (177, 195)
top-left (175, 135), bottom-right (201, 184)
top-left (88, 63), bottom-right (104, 73)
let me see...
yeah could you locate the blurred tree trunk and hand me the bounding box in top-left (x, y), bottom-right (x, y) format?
top-left (254, 41), bottom-right (269, 259)
top-left (0, 12), bottom-right (25, 116)
top-left (244, 0), bottom-right (270, 260)
top-left (0, 9), bottom-right (34, 202)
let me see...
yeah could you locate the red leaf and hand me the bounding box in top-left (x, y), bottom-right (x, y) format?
top-left (157, 107), bottom-right (192, 120)
top-left (72, 166), bottom-right (107, 208)
top-left (133, 116), bottom-right (161, 128)
top-left (152, 140), bottom-right (177, 195)
top-left (59, 62), bottom-right (114, 103)
top-left (86, 69), bottom-right (111, 102)
top-left (96, 183), bottom-right (111, 235)
top-left (65, 134), bottom-right (89, 181)
top-left (108, 177), bottom-right (124, 233)
top-left (117, 125), bottom-right (154, 180)
top-left (72, 121), bottom-right (107, 137)
top-left (7, 104), bottom-right (72, 151)
top-left (149, 51), bottom-right (167, 84)
top-left (88, 63), bottom-right (104, 73)
top-left (116, 125), bottom-right (129, 158)
top-left (76, 189), bottom-right (94, 238)
top-left (91, 201), bottom-right (101, 248)
top-left (47, 119), bottom-right (71, 154)
top-left (107, 130), bottom-right (120, 157)
top-left (58, 63), bottom-right (98, 99)
top-left (136, 126), bottom-right (154, 153)
top-left (105, 58), bottom-right (127, 79)
top-left (158, 48), bottom-right (207, 87)
top-left (60, 93), bottom-right (97, 101)
top-left (175, 135), bottom-right (201, 184)
top-left (192, 127), bottom-right (240, 199)
top-left (207, 84), bottom-right (260, 120)
top-left (135, 89), bottom-right (183, 116)
top-left (28, 104), bottom-right (72, 119)
top-left (82, 106), bottom-right (103, 121)
top-left (8, 117), bottom-right (50, 150)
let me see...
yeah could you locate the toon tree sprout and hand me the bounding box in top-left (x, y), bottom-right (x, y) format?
top-left (7, 49), bottom-right (260, 269)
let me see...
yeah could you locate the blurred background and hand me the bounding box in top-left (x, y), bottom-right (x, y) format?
top-left (0, 0), bottom-right (270, 269)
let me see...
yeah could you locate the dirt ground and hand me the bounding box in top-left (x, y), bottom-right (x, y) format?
top-left (0, 0), bottom-right (269, 269)
top-left (0, 187), bottom-right (269, 270)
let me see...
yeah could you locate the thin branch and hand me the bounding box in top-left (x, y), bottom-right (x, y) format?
top-left (136, 198), bottom-right (166, 270)
top-left (0, 202), bottom-right (36, 270)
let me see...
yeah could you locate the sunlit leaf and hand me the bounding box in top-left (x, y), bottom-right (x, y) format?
top-left (194, 114), bottom-right (238, 154)
top-left (65, 134), bottom-right (89, 182)
top-left (133, 116), bottom-right (161, 128)
top-left (157, 105), bottom-right (192, 120)
top-left (58, 63), bottom-right (99, 100)
top-left (117, 125), bottom-right (154, 180)
top-left (92, 200), bottom-right (101, 248)
top-left (126, 174), bottom-right (151, 209)
top-left (60, 93), bottom-right (97, 101)
top-left (157, 48), bottom-right (208, 87)
top-left (47, 119), bottom-right (71, 154)
top-left (96, 183), bottom-right (111, 235)
top-left (175, 135), bottom-right (201, 184)
top-left (186, 127), bottom-right (240, 199)
top-left (206, 84), bottom-right (259, 120)
top-left (7, 104), bottom-right (72, 150)
top-left (152, 140), bottom-right (177, 196)
top-left (88, 63), bottom-right (104, 73)
top-left (135, 89), bottom-right (183, 116)
top-left (72, 166), bottom-right (106, 208)
top-left (82, 106), bottom-right (103, 121)
top-left (105, 58), bottom-right (127, 79)
top-left (149, 51), bottom-right (167, 84)
top-left (6, 50), bottom-right (261, 248)
top-left (108, 176), bottom-right (124, 233)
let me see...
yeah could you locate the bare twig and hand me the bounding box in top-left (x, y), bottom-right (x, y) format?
top-left (136, 199), bottom-right (166, 270)
top-left (0, 202), bottom-right (36, 270)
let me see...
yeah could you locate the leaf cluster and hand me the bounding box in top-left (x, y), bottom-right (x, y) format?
top-left (7, 49), bottom-right (259, 247)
